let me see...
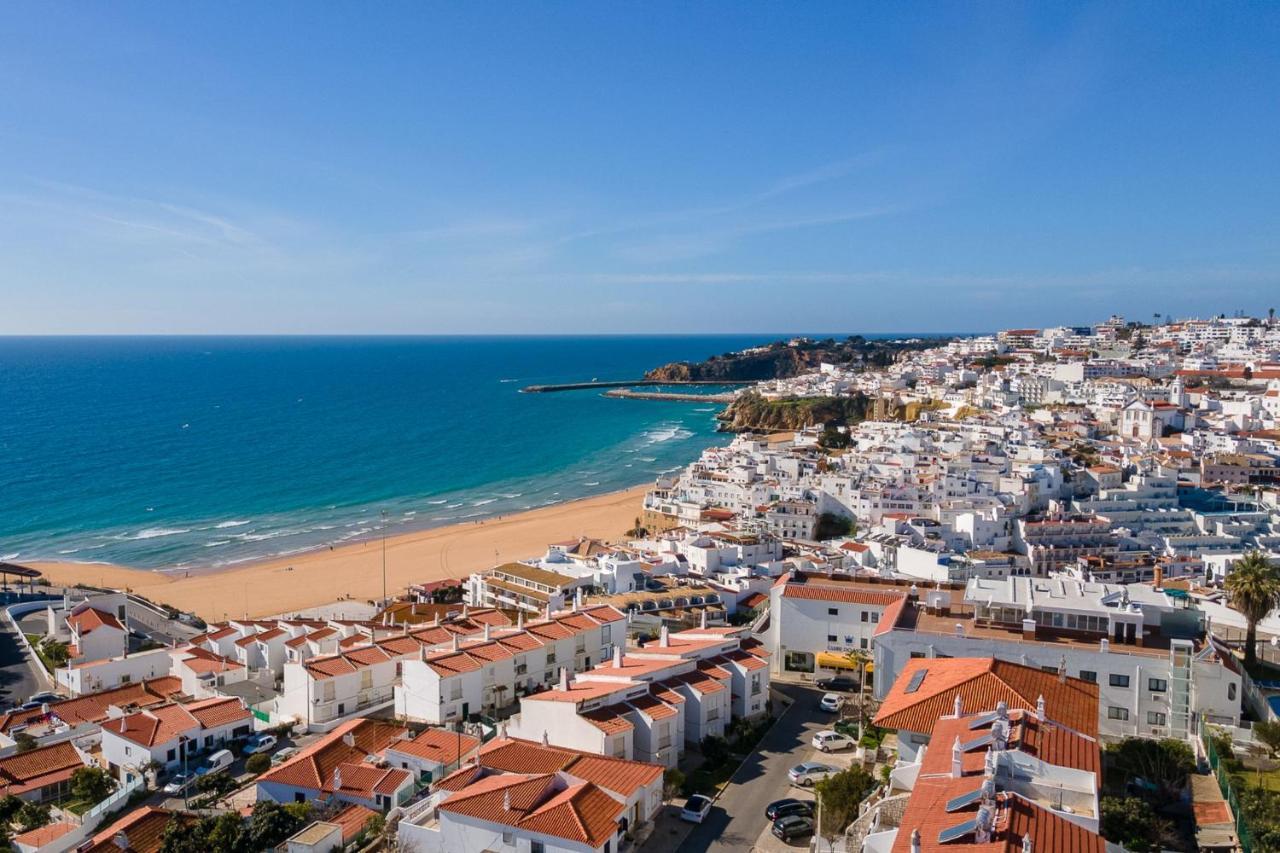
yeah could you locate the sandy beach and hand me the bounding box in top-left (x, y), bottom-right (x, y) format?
top-left (28, 484), bottom-right (650, 621)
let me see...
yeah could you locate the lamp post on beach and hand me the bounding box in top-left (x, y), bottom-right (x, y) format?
top-left (380, 510), bottom-right (388, 608)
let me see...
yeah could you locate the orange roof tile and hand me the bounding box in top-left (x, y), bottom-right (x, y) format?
top-left (386, 728), bottom-right (480, 766)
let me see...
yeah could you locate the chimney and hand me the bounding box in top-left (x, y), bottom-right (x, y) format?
top-left (558, 667), bottom-right (569, 692)
top-left (1036, 694), bottom-right (1045, 722)
top-left (910, 829), bottom-right (921, 853)
top-left (660, 625), bottom-right (670, 648)
top-left (954, 622), bottom-right (964, 638)
top-left (953, 695), bottom-right (962, 718)
top-left (517, 611), bottom-right (525, 630)
top-left (333, 767), bottom-right (343, 790)
top-left (573, 587), bottom-right (582, 612)
top-left (113, 832), bottom-right (130, 850)
top-left (1100, 637), bottom-right (1109, 653)
top-left (699, 609), bottom-right (708, 630)
top-left (996, 700), bottom-right (1008, 720)
top-left (975, 804), bottom-right (993, 843)
top-left (1022, 834), bottom-right (1033, 853)
top-left (951, 736), bottom-right (963, 778)
top-left (545, 602), bottom-right (553, 620)
top-left (909, 584), bottom-right (919, 600)
top-left (1022, 617), bottom-right (1036, 641)
top-left (1057, 655), bottom-right (1067, 684)
top-left (503, 789), bottom-right (511, 811)
top-left (462, 604), bottom-right (469, 618)
top-left (984, 745), bottom-right (996, 776)
top-left (613, 645), bottom-right (624, 668)
top-left (542, 730), bottom-right (550, 748)
top-left (483, 623), bottom-right (491, 642)
top-left (452, 632), bottom-right (460, 652)
top-left (1153, 565), bottom-right (1163, 589)
top-left (433, 614), bottom-right (440, 628)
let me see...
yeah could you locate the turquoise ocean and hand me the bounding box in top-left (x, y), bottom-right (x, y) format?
top-left (0, 335), bottom-right (784, 570)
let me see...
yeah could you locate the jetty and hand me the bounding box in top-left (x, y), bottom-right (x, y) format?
top-left (602, 388), bottom-right (739, 403)
top-left (520, 380), bottom-right (748, 393)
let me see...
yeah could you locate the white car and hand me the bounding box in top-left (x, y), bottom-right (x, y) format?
top-left (819, 693), bottom-right (845, 712)
top-left (271, 746), bottom-right (299, 766)
top-left (789, 762), bottom-right (837, 787)
top-left (811, 730), bottom-right (855, 752)
top-left (162, 773), bottom-right (194, 795)
top-left (243, 734), bottom-right (277, 755)
top-left (680, 794), bottom-right (714, 823)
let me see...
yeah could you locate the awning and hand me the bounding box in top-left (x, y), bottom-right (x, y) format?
top-left (816, 652), bottom-right (866, 671)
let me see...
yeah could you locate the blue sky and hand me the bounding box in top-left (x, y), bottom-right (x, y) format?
top-left (1, 3), bottom-right (1277, 334)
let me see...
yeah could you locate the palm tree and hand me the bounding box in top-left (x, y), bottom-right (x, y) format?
top-left (1225, 550), bottom-right (1280, 667)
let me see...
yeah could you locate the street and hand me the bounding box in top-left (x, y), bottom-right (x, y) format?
top-left (675, 683), bottom-right (838, 853)
top-left (0, 622), bottom-right (46, 709)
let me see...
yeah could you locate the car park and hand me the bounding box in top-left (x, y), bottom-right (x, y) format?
top-left (766, 798), bottom-right (814, 821)
top-left (680, 794), bottom-right (714, 823)
top-left (812, 730), bottom-right (856, 752)
top-left (243, 734), bottom-right (277, 754)
top-left (772, 815), bottom-right (815, 842)
top-left (819, 693), bottom-right (845, 712)
top-left (789, 762), bottom-right (837, 786)
top-left (814, 676), bottom-right (856, 692)
top-left (161, 773), bottom-right (194, 795)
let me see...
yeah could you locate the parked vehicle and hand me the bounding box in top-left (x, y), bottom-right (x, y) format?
top-left (766, 798), bottom-right (814, 821)
top-left (819, 693), bottom-right (845, 712)
top-left (162, 772), bottom-right (194, 795)
top-left (772, 815), bottom-right (815, 841)
top-left (812, 730), bottom-right (856, 752)
top-left (243, 734), bottom-right (277, 755)
top-left (195, 748), bottom-right (234, 775)
top-left (789, 762), bottom-right (837, 787)
top-left (680, 794), bottom-right (714, 823)
top-left (28, 692), bottom-right (60, 705)
top-left (270, 746), bottom-right (299, 766)
top-left (814, 676), bottom-right (856, 692)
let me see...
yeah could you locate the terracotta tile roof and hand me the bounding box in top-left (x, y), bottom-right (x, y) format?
top-left (177, 646), bottom-right (241, 674)
top-left (920, 710), bottom-right (1100, 784)
top-left (535, 680), bottom-right (626, 704)
top-left (697, 658), bottom-right (733, 680)
top-left (185, 697), bottom-right (252, 730)
top-left (739, 637), bottom-right (771, 657)
top-left (873, 658), bottom-right (1099, 738)
top-left (889, 776), bottom-right (1105, 852)
top-left (439, 773), bottom-right (623, 849)
top-left (206, 626), bottom-right (238, 641)
top-left (740, 592), bottom-right (769, 609)
top-left (874, 595), bottom-right (908, 637)
top-left (625, 692), bottom-right (679, 721)
top-left (0, 677), bottom-right (179, 734)
top-left (68, 607), bottom-right (125, 634)
top-left (333, 761), bottom-right (410, 799)
top-left (424, 650), bottom-right (483, 677)
top-left (668, 672), bottom-right (726, 695)
top-left (581, 705), bottom-right (634, 735)
top-left (12, 819), bottom-right (76, 848)
top-left (781, 583), bottom-right (904, 606)
top-left (330, 803), bottom-right (379, 843)
top-left (85, 806), bottom-right (190, 853)
top-left (721, 649), bottom-right (768, 671)
top-left (258, 718), bottom-right (408, 795)
top-left (385, 728), bottom-right (480, 766)
top-left (0, 741), bottom-right (86, 796)
top-left (477, 737), bottom-right (662, 797)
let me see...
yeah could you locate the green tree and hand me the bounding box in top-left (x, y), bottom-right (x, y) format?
top-left (70, 765), bottom-right (113, 804)
top-left (0, 794), bottom-right (24, 824)
top-left (1225, 550), bottom-right (1280, 667)
top-left (662, 767), bottom-right (686, 800)
top-left (814, 513), bottom-right (854, 540)
top-left (1103, 738), bottom-right (1195, 800)
top-left (40, 639), bottom-right (70, 667)
top-left (245, 753), bottom-right (271, 775)
top-left (244, 800), bottom-right (309, 851)
top-left (15, 801), bottom-right (50, 833)
top-left (818, 426), bottom-right (851, 450)
top-left (1255, 720), bottom-right (1280, 758)
top-left (13, 732), bottom-right (37, 753)
top-left (814, 767), bottom-right (876, 847)
top-left (1100, 795), bottom-right (1174, 852)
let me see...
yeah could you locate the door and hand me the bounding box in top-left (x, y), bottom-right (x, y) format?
top-left (461, 702), bottom-right (470, 720)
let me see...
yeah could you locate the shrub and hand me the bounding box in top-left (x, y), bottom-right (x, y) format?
top-left (245, 753), bottom-right (271, 775)
top-left (71, 766), bottom-right (114, 804)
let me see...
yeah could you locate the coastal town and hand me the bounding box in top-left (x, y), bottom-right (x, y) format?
top-left (3, 311), bottom-right (1280, 853)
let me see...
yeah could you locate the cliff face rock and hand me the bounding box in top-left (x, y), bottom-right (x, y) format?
top-left (644, 336), bottom-right (938, 383)
top-left (716, 392), bottom-right (872, 433)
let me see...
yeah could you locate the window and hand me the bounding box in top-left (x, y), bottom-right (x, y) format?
top-left (322, 682), bottom-right (336, 702)
top-left (167, 748), bottom-right (175, 762)
top-left (1108, 707), bottom-right (1130, 721)
top-left (532, 843), bottom-right (545, 853)
top-left (828, 608), bottom-right (839, 616)
top-left (546, 651), bottom-right (556, 665)
top-left (910, 651), bottom-right (926, 659)
top-left (1229, 683), bottom-right (1237, 701)
top-left (1109, 674), bottom-right (1129, 688)
top-left (1078, 670), bottom-right (1097, 683)
top-left (502, 831), bottom-right (513, 845)
top-left (871, 612), bottom-right (879, 623)
top-left (860, 612), bottom-right (869, 623)
top-left (1148, 678), bottom-right (1167, 693)
top-left (1147, 711), bottom-right (1167, 726)
top-left (860, 638), bottom-right (869, 649)
top-left (827, 635), bottom-right (837, 643)
top-left (360, 670), bottom-right (373, 690)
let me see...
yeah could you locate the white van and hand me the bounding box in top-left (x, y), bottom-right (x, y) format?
top-left (197, 749), bottom-right (234, 775)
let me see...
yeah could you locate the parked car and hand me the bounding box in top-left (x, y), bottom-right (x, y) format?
top-left (772, 815), bottom-right (815, 842)
top-left (680, 794), bottom-right (714, 823)
top-left (162, 773), bottom-right (194, 795)
top-left (812, 730), bottom-right (856, 752)
top-left (243, 734), bottom-right (277, 755)
top-left (814, 676), bottom-right (856, 692)
top-left (271, 746), bottom-right (299, 766)
top-left (28, 692), bottom-right (60, 705)
top-left (819, 693), bottom-right (845, 712)
top-left (789, 762), bottom-right (837, 787)
top-left (195, 748), bottom-right (234, 775)
top-left (766, 798), bottom-right (814, 821)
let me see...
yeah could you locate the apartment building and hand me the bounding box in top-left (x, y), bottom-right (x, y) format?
top-left (256, 718), bottom-right (415, 811)
top-left (466, 562), bottom-right (582, 614)
top-left (767, 571), bottom-right (910, 676)
top-left (100, 696), bottom-right (253, 782)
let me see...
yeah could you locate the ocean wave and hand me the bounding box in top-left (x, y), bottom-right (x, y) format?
top-left (118, 527), bottom-right (190, 541)
top-left (500, 493), bottom-right (522, 499)
top-left (693, 407), bottom-right (715, 412)
top-left (215, 519), bottom-right (252, 529)
top-left (459, 511), bottom-right (486, 519)
top-left (472, 498), bottom-right (498, 506)
top-left (499, 378), bottom-right (518, 383)
top-left (583, 481), bottom-right (600, 486)
top-left (57, 548), bottom-right (80, 555)
top-left (639, 457), bottom-right (657, 462)
top-left (446, 502), bottom-right (464, 509)
top-left (204, 540), bottom-right (232, 548)
top-left (427, 499), bottom-right (449, 505)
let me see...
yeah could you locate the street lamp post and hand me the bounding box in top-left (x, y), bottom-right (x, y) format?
top-left (381, 509), bottom-right (389, 608)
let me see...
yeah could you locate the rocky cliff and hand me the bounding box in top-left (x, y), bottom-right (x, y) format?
top-left (644, 336), bottom-right (938, 383)
top-left (716, 392), bottom-right (872, 432)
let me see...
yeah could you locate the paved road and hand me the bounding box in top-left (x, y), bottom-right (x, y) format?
top-left (677, 683), bottom-right (833, 853)
top-left (0, 624), bottom-right (44, 709)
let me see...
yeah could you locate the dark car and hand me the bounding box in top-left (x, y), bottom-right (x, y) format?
top-left (815, 675), bottom-right (856, 692)
top-left (766, 798), bottom-right (815, 821)
top-left (772, 815), bottom-right (815, 842)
